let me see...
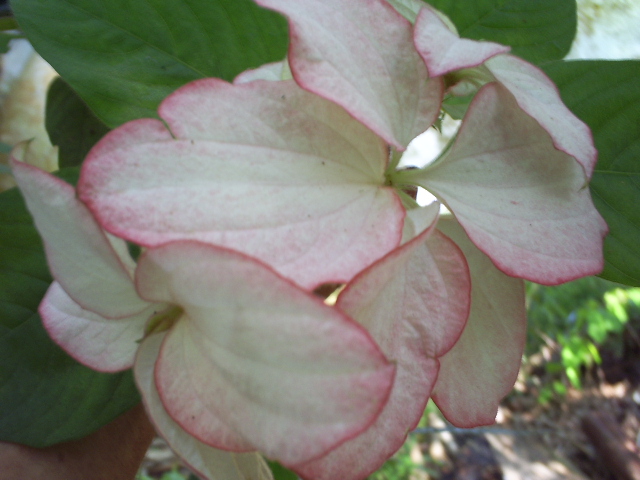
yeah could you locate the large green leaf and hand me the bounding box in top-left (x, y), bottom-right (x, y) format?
top-left (424, 0), bottom-right (576, 64)
top-left (46, 78), bottom-right (110, 168)
top-left (0, 169), bottom-right (141, 447)
top-left (12, 0), bottom-right (288, 128)
top-left (543, 60), bottom-right (640, 286)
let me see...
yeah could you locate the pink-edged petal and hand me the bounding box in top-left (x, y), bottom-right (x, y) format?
top-left (485, 54), bottom-right (598, 176)
top-left (257, 0), bottom-right (443, 149)
top-left (134, 241), bottom-right (395, 466)
top-left (432, 218), bottom-right (526, 427)
top-left (135, 333), bottom-right (274, 480)
top-left (39, 282), bottom-right (156, 372)
top-left (234, 61), bottom-right (290, 84)
top-left (10, 153), bottom-right (150, 318)
top-left (414, 6), bottom-right (509, 77)
top-left (79, 79), bottom-right (404, 290)
top-left (86, 117), bottom-right (174, 155)
top-left (339, 205), bottom-right (469, 359)
top-left (295, 205), bottom-right (470, 480)
top-left (413, 9), bottom-right (596, 175)
top-left (410, 82), bottom-right (607, 285)
top-left (401, 200), bottom-right (441, 243)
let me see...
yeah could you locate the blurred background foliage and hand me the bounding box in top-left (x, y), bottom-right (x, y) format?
top-left (526, 278), bottom-right (640, 400)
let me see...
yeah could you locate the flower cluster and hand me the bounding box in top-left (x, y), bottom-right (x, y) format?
top-left (12, 0), bottom-right (606, 479)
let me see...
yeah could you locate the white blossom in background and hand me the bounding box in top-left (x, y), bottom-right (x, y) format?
top-left (0, 40), bottom-right (57, 191)
top-left (568, 0), bottom-right (640, 59)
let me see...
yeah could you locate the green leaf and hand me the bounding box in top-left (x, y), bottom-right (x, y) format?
top-left (542, 60), bottom-right (640, 287)
top-left (552, 380), bottom-right (567, 396)
top-left (12, 0), bottom-right (288, 128)
top-left (267, 461), bottom-right (298, 480)
top-left (442, 93), bottom-right (475, 120)
top-left (424, 0), bottom-right (576, 64)
top-left (46, 78), bottom-right (111, 168)
top-left (0, 169), bottom-right (141, 447)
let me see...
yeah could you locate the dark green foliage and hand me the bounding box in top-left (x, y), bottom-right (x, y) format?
top-left (45, 78), bottom-right (111, 168)
top-left (12, 0), bottom-right (289, 127)
top-left (543, 60), bottom-right (640, 286)
top-left (0, 169), bottom-right (141, 447)
top-left (424, 0), bottom-right (576, 64)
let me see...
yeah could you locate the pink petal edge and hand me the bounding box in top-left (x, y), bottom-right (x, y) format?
top-left (295, 205), bottom-right (470, 479)
top-left (432, 218), bottom-right (526, 427)
top-left (413, 82), bottom-right (607, 285)
top-left (79, 79), bottom-right (405, 290)
top-left (485, 54), bottom-right (598, 176)
top-left (257, 0), bottom-right (443, 149)
top-left (39, 282), bottom-right (155, 372)
top-left (133, 241), bottom-right (396, 465)
top-left (413, 6), bottom-right (509, 77)
top-left (135, 333), bottom-right (274, 480)
top-left (11, 153), bottom-right (150, 319)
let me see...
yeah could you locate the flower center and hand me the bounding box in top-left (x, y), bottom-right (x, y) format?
top-left (144, 305), bottom-right (184, 337)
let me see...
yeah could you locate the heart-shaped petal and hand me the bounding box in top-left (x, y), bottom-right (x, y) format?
top-left (407, 82), bottom-right (607, 285)
top-left (11, 153), bottom-right (150, 318)
top-left (79, 79), bottom-right (404, 290)
top-left (432, 218), bottom-right (526, 427)
top-left (257, 0), bottom-right (443, 149)
top-left (295, 205), bottom-right (470, 480)
top-left (134, 241), bottom-right (395, 465)
top-left (135, 333), bottom-right (273, 480)
top-left (39, 282), bottom-right (155, 372)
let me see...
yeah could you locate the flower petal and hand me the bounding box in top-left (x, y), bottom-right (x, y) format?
top-left (401, 200), bottom-right (441, 243)
top-left (234, 61), bottom-right (290, 84)
top-left (295, 205), bottom-right (470, 480)
top-left (413, 8), bottom-right (596, 176)
top-left (39, 282), bottom-right (155, 372)
top-left (256, 0), bottom-right (443, 149)
top-left (409, 82), bottom-right (607, 285)
top-left (11, 152), bottom-right (150, 318)
top-left (79, 79), bottom-right (404, 289)
top-left (413, 6), bottom-right (509, 77)
top-left (386, 0), bottom-right (425, 23)
top-left (485, 54), bottom-right (598, 176)
top-left (134, 241), bottom-right (395, 465)
top-left (432, 218), bottom-right (526, 427)
top-left (135, 333), bottom-right (273, 480)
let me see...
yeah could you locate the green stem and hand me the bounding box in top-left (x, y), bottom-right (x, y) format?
top-left (144, 305), bottom-right (183, 337)
top-left (386, 148), bottom-right (404, 176)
